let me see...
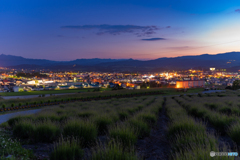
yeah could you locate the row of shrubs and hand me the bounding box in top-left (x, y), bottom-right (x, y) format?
top-left (10, 98), bottom-right (162, 144)
top-left (165, 97), bottom-right (233, 160)
top-left (50, 97), bottom-right (163, 160)
top-left (7, 96), bottom-right (163, 159)
top-left (0, 91), bottom-right (163, 112)
top-left (175, 96), bottom-right (240, 145)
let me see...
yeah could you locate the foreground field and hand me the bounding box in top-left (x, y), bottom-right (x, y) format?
top-left (1, 90), bottom-right (239, 160)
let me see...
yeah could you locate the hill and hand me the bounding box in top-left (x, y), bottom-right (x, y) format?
top-left (2, 52), bottom-right (240, 72)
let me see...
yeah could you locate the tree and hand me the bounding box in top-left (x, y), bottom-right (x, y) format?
top-left (232, 80), bottom-right (240, 90)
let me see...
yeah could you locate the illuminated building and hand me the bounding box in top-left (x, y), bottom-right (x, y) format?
top-left (176, 80), bottom-right (205, 88)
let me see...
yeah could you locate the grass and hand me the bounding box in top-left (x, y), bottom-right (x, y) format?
top-left (34, 120), bottom-right (61, 143)
top-left (63, 119), bottom-right (98, 145)
top-left (228, 122), bottom-right (240, 145)
top-left (109, 123), bottom-right (138, 147)
top-left (165, 98), bottom-right (231, 160)
top-left (4, 96), bottom-right (154, 158)
top-left (94, 115), bottom-right (114, 134)
top-left (135, 112), bottom-right (157, 125)
top-left (13, 120), bottom-right (35, 139)
top-left (50, 136), bottom-right (84, 160)
top-left (176, 97), bottom-right (237, 133)
top-left (8, 91), bottom-right (240, 159)
top-left (91, 140), bottom-right (139, 160)
top-left (0, 87), bottom-right (201, 110)
top-left (0, 88), bottom-right (97, 96)
top-left (128, 118), bottom-right (150, 138)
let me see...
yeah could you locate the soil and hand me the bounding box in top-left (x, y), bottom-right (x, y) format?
top-left (22, 143), bottom-right (53, 160)
top-left (136, 99), bottom-right (170, 160)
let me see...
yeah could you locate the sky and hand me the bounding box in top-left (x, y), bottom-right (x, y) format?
top-left (1, 0), bottom-right (240, 61)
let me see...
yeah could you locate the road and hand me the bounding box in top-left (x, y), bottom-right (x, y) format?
top-left (0, 109), bottom-right (42, 124)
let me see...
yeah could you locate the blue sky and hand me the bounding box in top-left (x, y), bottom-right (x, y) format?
top-left (1, 0), bottom-right (240, 60)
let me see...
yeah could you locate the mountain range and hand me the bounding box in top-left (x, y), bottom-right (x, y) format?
top-left (1, 52), bottom-right (240, 72)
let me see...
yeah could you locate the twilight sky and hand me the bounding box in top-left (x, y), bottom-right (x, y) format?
top-left (1, 0), bottom-right (240, 61)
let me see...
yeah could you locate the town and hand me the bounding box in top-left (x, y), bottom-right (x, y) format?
top-left (0, 67), bottom-right (238, 93)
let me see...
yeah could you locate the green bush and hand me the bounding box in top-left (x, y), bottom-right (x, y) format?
top-left (168, 119), bottom-right (206, 138)
top-left (94, 115), bottom-right (113, 133)
top-left (91, 140), bottom-right (138, 160)
top-left (218, 106), bottom-right (232, 114)
top-left (206, 103), bottom-right (218, 110)
top-left (136, 113), bottom-right (157, 125)
top-left (109, 123), bottom-right (138, 147)
top-left (34, 120), bottom-right (61, 143)
top-left (8, 116), bottom-right (32, 126)
top-left (128, 118), bottom-right (150, 138)
top-left (13, 121), bottom-right (35, 139)
top-left (228, 122), bottom-right (240, 144)
top-left (118, 111), bottom-right (129, 121)
top-left (2, 104), bottom-right (6, 109)
top-left (50, 137), bottom-right (83, 160)
top-left (11, 103), bottom-right (15, 107)
top-left (78, 112), bottom-right (95, 118)
top-left (188, 107), bottom-right (208, 118)
top-left (208, 114), bottom-right (235, 133)
top-left (63, 119), bottom-right (97, 145)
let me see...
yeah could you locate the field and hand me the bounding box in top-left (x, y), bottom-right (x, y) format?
top-left (0, 88), bottom-right (113, 96)
top-left (0, 88), bottom-right (204, 110)
top-left (1, 89), bottom-right (239, 159)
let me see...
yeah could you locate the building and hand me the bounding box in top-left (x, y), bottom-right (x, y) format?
top-left (27, 80), bottom-right (35, 85)
top-left (176, 80), bottom-right (205, 88)
top-left (13, 86), bottom-right (24, 92)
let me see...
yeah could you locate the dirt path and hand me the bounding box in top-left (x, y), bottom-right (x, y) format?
top-left (136, 98), bottom-right (170, 160)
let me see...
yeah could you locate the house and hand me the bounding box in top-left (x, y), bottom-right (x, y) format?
top-left (134, 85), bottom-right (140, 89)
top-left (27, 80), bottom-right (35, 85)
top-left (15, 80), bottom-right (22, 85)
top-left (109, 83), bottom-right (115, 88)
top-left (74, 85), bottom-right (83, 88)
top-left (121, 84), bottom-right (127, 88)
top-left (45, 86), bottom-right (57, 90)
top-left (59, 85), bottom-right (70, 90)
top-left (89, 84), bottom-right (99, 88)
top-left (3, 80), bottom-right (10, 85)
top-left (13, 86), bottom-right (24, 92)
top-left (33, 87), bottom-right (44, 91)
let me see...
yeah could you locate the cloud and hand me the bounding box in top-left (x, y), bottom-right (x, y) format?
top-left (141, 38), bottom-right (166, 41)
top-left (61, 24), bottom-right (160, 36)
top-left (235, 9), bottom-right (240, 13)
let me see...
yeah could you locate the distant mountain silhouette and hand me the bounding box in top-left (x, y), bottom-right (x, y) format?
top-left (2, 52), bottom-right (240, 72)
